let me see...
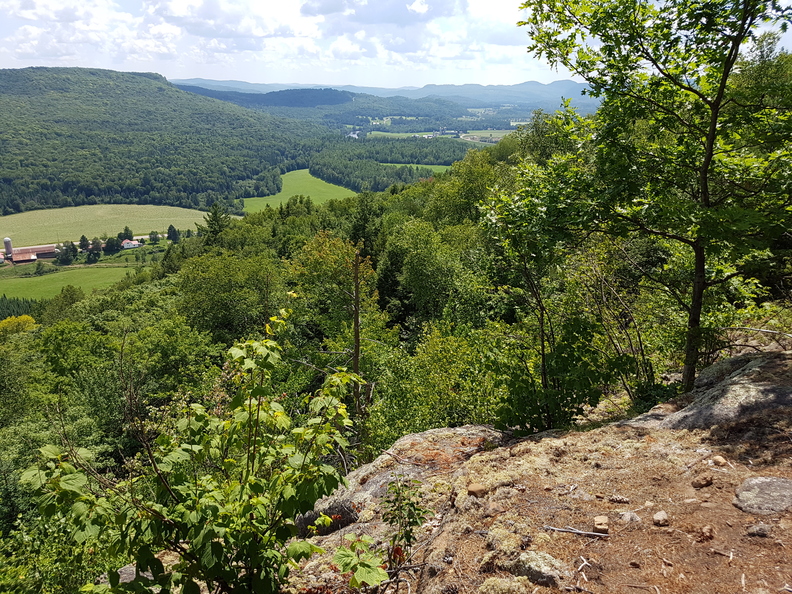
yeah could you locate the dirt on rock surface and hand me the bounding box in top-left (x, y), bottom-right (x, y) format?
top-left (286, 355), bottom-right (792, 594)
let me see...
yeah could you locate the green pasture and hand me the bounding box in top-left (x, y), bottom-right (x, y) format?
top-left (244, 169), bottom-right (355, 212)
top-left (0, 205), bottom-right (205, 247)
top-left (460, 130), bottom-right (514, 141)
top-left (0, 264), bottom-right (135, 300)
top-left (380, 163), bottom-right (451, 173)
top-left (368, 131), bottom-right (430, 139)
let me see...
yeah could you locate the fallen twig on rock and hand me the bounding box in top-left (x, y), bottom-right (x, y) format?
top-left (543, 525), bottom-right (610, 538)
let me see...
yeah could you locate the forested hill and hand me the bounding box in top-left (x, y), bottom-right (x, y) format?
top-left (176, 85), bottom-right (355, 108)
top-left (0, 67), bottom-right (332, 215)
top-left (175, 83), bottom-right (476, 131)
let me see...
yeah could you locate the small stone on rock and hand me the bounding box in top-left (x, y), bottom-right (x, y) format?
top-left (593, 515), bottom-right (609, 534)
top-left (746, 523), bottom-right (772, 537)
top-left (711, 455), bottom-right (727, 467)
top-left (483, 501), bottom-right (507, 517)
top-left (629, 561), bottom-right (641, 568)
top-left (619, 511), bottom-right (641, 523)
top-left (691, 473), bottom-right (714, 489)
top-left (653, 511), bottom-right (670, 527)
top-left (683, 498), bottom-right (700, 504)
top-left (468, 483), bottom-right (488, 498)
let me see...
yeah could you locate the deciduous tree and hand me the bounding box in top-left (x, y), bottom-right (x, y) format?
top-left (518, 0), bottom-right (792, 390)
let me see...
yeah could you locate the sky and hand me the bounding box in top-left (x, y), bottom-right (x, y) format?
top-left (0, 0), bottom-right (576, 88)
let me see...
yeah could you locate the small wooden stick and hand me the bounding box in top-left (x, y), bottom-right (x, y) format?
top-left (543, 525), bottom-right (610, 538)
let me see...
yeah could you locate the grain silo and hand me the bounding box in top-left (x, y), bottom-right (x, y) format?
top-left (3, 238), bottom-right (11, 258)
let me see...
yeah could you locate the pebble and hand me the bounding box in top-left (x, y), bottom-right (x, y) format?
top-left (593, 515), bottom-right (609, 534)
top-left (468, 483), bottom-right (487, 498)
top-left (691, 473), bottom-right (714, 489)
top-left (653, 510), bottom-right (670, 527)
top-left (619, 511), bottom-right (641, 523)
top-left (711, 455), bottom-right (727, 467)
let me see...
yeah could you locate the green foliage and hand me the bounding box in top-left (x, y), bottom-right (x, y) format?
top-left (518, 0), bottom-right (792, 389)
top-left (178, 253), bottom-right (284, 344)
top-left (332, 534), bottom-right (389, 589)
top-left (22, 340), bottom-right (354, 594)
top-left (0, 295), bottom-right (36, 319)
top-left (491, 317), bottom-right (625, 433)
top-left (380, 475), bottom-right (429, 565)
top-left (0, 515), bottom-right (118, 594)
top-left (0, 67), bottom-right (325, 214)
top-left (198, 202), bottom-right (232, 245)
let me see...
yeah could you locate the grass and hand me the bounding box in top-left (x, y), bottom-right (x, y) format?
top-left (0, 264), bottom-right (135, 299)
top-left (380, 163), bottom-right (451, 173)
top-left (0, 205), bottom-right (206, 247)
top-left (460, 130), bottom-right (514, 141)
top-left (244, 169), bottom-right (355, 212)
top-left (368, 131), bottom-right (430, 138)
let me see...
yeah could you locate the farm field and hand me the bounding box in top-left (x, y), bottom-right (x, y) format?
top-left (380, 163), bottom-right (451, 173)
top-left (460, 129), bottom-right (513, 142)
top-left (0, 264), bottom-right (134, 299)
top-left (368, 131), bottom-right (430, 138)
top-left (244, 169), bottom-right (355, 212)
top-left (0, 205), bottom-right (205, 247)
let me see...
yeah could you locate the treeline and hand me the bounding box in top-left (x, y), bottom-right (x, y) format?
top-left (176, 85), bottom-right (355, 108)
top-left (177, 84), bottom-right (475, 131)
top-left (307, 137), bottom-right (468, 191)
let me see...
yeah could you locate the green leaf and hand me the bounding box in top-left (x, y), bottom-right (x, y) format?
top-left (108, 570), bottom-right (120, 588)
top-left (353, 564), bottom-right (389, 587)
top-left (182, 580), bottom-right (201, 594)
top-left (332, 546), bottom-right (358, 573)
top-left (59, 472), bottom-right (88, 493)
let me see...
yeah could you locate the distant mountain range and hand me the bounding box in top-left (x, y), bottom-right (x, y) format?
top-left (169, 78), bottom-right (598, 112)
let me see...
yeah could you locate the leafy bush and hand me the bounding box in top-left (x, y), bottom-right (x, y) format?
top-left (22, 339), bottom-right (355, 594)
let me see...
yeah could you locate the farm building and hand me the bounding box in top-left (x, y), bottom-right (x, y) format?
top-left (122, 239), bottom-right (141, 249)
top-left (0, 237), bottom-right (58, 264)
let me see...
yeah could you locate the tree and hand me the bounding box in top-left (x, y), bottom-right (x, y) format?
top-left (78, 235), bottom-right (90, 251)
top-left (148, 230), bottom-right (160, 243)
top-left (518, 0), bottom-right (792, 390)
top-left (178, 254), bottom-right (284, 344)
top-left (166, 224), bottom-right (180, 243)
top-left (55, 241), bottom-right (77, 266)
top-left (103, 237), bottom-right (122, 254)
top-left (199, 202), bottom-right (232, 245)
top-left (117, 226), bottom-right (134, 241)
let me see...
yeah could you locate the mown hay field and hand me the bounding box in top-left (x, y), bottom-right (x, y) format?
top-left (244, 169), bottom-right (355, 212)
top-left (0, 265), bottom-right (134, 300)
top-left (0, 205), bottom-right (205, 247)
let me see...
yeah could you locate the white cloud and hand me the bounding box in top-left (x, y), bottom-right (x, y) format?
top-left (406, 0), bottom-right (428, 15)
top-left (0, 0), bottom-right (574, 85)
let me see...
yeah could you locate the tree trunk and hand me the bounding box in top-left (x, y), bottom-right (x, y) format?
top-left (352, 250), bottom-right (362, 417)
top-left (681, 242), bottom-right (706, 392)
